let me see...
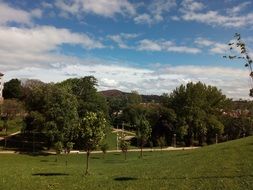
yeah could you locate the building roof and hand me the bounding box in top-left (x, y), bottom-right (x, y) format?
top-left (0, 72), bottom-right (4, 76)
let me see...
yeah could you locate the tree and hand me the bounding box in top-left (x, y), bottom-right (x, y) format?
top-left (78, 112), bottom-right (107, 175)
top-left (136, 115), bottom-right (151, 158)
top-left (128, 91), bottom-right (142, 105)
top-left (157, 136), bottom-right (166, 152)
top-left (100, 143), bottom-right (109, 159)
top-left (120, 140), bottom-right (129, 160)
top-left (224, 33), bottom-right (253, 96)
top-left (23, 84), bottom-right (79, 151)
top-left (57, 77), bottom-right (108, 117)
top-left (107, 96), bottom-right (127, 126)
top-left (167, 82), bottom-right (228, 146)
top-left (3, 79), bottom-right (22, 99)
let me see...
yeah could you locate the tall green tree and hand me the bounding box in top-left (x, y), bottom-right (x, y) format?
top-left (136, 115), bottom-right (151, 158)
top-left (43, 85), bottom-right (79, 151)
top-left (78, 112), bottom-right (107, 175)
top-left (58, 77), bottom-right (108, 117)
top-left (3, 79), bottom-right (22, 99)
top-left (166, 82), bottom-right (228, 145)
top-left (128, 91), bottom-right (142, 105)
top-left (23, 84), bottom-right (79, 150)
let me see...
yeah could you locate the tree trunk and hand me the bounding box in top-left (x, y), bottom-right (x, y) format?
top-left (4, 126), bottom-right (8, 149)
top-left (140, 144), bottom-right (143, 158)
top-left (85, 151), bottom-right (90, 175)
top-left (124, 151), bottom-right (126, 160)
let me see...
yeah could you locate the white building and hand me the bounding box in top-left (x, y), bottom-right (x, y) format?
top-left (0, 72), bottom-right (4, 102)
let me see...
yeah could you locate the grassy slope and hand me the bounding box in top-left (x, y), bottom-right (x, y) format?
top-left (0, 137), bottom-right (252, 190)
top-left (104, 130), bottom-right (117, 150)
top-left (104, 129), bottom-right (137, 150)
top-left (0, 117), bottom-right (23, 137)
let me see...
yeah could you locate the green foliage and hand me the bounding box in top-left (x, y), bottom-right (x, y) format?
top-left (54, 141), bottom-right (63, 155)
top-left (78, 111), bottom-right (107, 174)
top-left (100, 143), bottom-right (109, 154)
top-left (78, 112), bottom-right (107, 152)
top-left (23, 83), bottom-right (79, 150)
top-left (120, 140), bottom-right (129, 160)
top-left (66, 142), bottom-right (74, 154)
top-left (58, 77), bottom-right (108, 117)
top-left (136, 116), bottom-right (152, 141)
top-left (128, 90), bottom-right (142, 105)
top-left (120, 140), bottom-right (129, 152)
top-left (157, 136), bottom-right (166, 150)
top-left (165, 82), bottom-right (228, 146)
top-left (136, 115), bottom-right (151, 157)
top-left (3, 79), bottom-right (22, 99)
top-left (107, 96), bottom-right (127, 125)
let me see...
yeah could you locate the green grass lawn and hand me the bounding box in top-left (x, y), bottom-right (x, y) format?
top-left (104, 130), bottom-right (117, 150)
top-left (0, 136), bottom-right (252, 190)
top-left (0, 117), bottom-right (23, 137)
top-left (104, 129), bottom-right (137, 150)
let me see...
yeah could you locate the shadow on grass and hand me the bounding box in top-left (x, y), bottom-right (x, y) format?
top-left (114, 177), bottom-right (138, 181)
top-left (32, 173), bottom-right (69, 176)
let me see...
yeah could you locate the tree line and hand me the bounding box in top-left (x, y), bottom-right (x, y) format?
top-left (1, 77), bottom-right (253, 149)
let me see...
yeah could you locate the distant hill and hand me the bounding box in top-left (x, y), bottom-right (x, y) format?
top-left (100, 89), bottom-right (161, 103)
top-left (100, 89), bottom-right (125, 97)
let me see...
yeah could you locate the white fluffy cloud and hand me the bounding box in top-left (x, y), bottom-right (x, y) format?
top-left (227, 1), bottom-right (251, 16)
top-left (134, 0), bottom-right (177, 24)
top-left (138, 39), bottom-right (201, 54)
top-left (195, 37), bottom-right (230, 54)
top-left (0, 25), bottom-right (104, 71)
top-left (5, 63), bottom-right (251, 99)
top-left (0, 1), bottom-right (39, 25)
top-left (55, 0), bottom-right (136, 18)
top-left (107, 33), bottom-right (139, 49)
top-left (180, 0), bottom-right (253, 28)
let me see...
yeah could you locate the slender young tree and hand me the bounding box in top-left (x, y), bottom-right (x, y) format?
top-left (136, 115), bottom-right (151, 158)
top-left (224, 33), bottom-right (253, 96)
top-left (78, 112), bottom-right (107, 175)
top-left (120, 140), bottom-right (129, 160)
top-left (100, 143), bottom-right (109, 159)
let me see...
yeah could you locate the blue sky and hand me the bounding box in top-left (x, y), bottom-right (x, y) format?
top-left (0, 0), bottom-right (253, 99)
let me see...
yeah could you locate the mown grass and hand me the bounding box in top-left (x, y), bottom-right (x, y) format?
top-left (0, 136), bottom-right (252, 190)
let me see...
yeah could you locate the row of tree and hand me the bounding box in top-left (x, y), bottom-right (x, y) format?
top-left (2, 78), bottom-right (253, 150)
top-left (107, 82), bottom-right (253, 147)
top-left (1, 77), bottom-right (108, 174)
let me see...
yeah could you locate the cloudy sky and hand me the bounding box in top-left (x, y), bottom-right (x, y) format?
top-left (1, 0), bottom-right (253, 99)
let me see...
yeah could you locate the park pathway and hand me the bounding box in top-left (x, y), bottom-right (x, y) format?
top-left (0, 146), bottom-right (199, 154)
top-left (0, 131), bottom-right (21, 141)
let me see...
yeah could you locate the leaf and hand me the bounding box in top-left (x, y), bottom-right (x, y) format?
top-left (228, 55), bottom-right (236, 59)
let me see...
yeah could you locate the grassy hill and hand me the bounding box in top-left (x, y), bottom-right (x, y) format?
top-left (0, 136), bottom-right (252, 190)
